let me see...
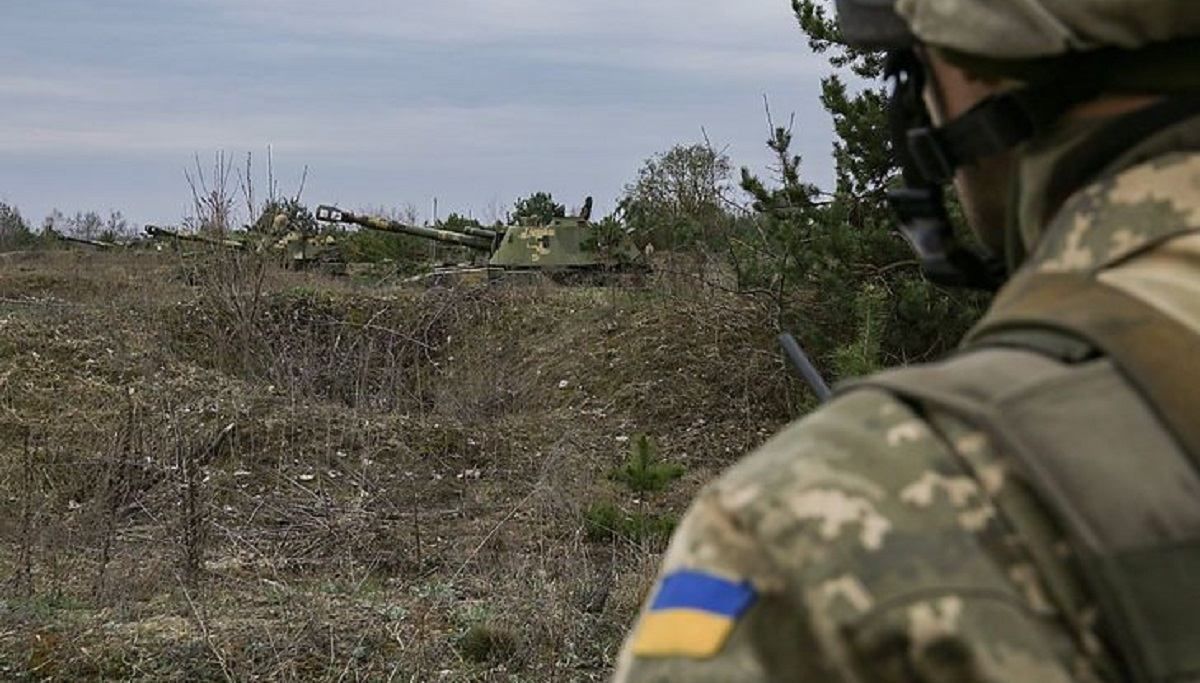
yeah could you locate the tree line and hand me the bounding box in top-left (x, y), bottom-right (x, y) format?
top-left (0, 205), bottom-right (138, 250)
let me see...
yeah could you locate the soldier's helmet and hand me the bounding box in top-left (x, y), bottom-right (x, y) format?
top-left (836, 0), bottom-right (1200, 58)
top-left (833, 0), bottom-right (1200, 289)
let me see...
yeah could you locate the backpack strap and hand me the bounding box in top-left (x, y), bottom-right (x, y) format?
top-left (969, 269), bottom-right (1200, 469)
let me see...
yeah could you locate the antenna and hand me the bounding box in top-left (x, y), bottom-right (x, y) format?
top-left (779, 333), bottom-right (831, 403)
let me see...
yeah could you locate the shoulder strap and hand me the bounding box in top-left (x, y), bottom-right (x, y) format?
top-left (969, 270), bottom-right (1200, 469)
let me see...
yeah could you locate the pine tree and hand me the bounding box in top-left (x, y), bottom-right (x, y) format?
top-left (737, 1), bottom-right (985, 379)
top-left (510, 192), bottom-right (566, 225)
top-left (0, 203), bottom-right (34, 250)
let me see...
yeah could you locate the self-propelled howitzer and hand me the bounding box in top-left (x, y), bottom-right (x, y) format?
top-left (315, 199), bottom-right (645, 285)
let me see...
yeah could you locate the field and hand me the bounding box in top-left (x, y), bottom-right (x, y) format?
top-left (0, 249), bottom-right (808, 681)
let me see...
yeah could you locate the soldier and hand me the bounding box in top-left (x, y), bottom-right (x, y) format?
top-left (615, 1), bottom-right (1200, 681)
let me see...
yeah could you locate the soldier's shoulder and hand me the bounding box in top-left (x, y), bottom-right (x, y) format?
top-left (712, 387), bottom-right (934, 506)
top-left (666, 386), bottom-right (1085, 679)
top-left (1033, 148), bottom-right (1200, 273)
top-left (699, 385), bottom-right (975, 570)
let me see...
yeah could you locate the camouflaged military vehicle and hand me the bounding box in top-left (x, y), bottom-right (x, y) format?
top-left (314, 197), bottom-right (646, 285)
top-left (145, 223), bottom-right (347, 274)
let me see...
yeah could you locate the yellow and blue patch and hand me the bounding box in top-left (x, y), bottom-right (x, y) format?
top-left (631, 569), bottom-right (758, 659)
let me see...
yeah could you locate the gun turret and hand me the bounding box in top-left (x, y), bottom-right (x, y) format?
top-left (315, 206), bottom-right (494, 251)
top-left (145, 225), bottom-right (245, 250)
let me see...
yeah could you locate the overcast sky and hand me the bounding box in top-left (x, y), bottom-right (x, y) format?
top-left (1, 0), bottom-right (836, 227)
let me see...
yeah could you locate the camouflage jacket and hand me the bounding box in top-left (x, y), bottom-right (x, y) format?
top-left (614, 112), bottom-right (1200, 683)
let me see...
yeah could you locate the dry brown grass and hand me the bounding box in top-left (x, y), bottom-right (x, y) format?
top-left (0, 249), bottom-right (808, 681)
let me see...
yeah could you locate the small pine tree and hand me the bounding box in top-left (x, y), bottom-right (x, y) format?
top-left (437, 212), bottom-right (483, 233)
top-left (611, 434), bottom-right (684, 493)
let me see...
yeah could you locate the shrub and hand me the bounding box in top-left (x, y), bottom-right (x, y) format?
top-left (457, 623), bottom-right (519, 664)
top-left (583, 503), bottom-right (676, 544)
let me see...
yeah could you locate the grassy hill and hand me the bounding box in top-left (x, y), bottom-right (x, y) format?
top-left (0, 249), bottom-right (809, 681)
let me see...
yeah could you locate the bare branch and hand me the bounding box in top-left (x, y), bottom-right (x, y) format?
top-left (292, 165), bottom-right (309, 203)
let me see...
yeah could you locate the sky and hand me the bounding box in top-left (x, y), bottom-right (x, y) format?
top-left (0, 0), bottom-right (837, 228)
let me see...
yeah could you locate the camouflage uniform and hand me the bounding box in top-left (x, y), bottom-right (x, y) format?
top-left (615, 3), bottom-right (1200, 681)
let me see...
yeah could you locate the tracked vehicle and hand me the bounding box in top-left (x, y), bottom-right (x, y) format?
top-left (145, 224), bottom-right (347, 274)
top-left (315, 197), bottom-right (645, 285)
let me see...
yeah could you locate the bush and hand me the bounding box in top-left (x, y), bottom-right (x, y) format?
top-left (620, 143), bottom-right (735, 251)
top-left (728, 4), bottom-right (989, 381)
top-left (337, 228), bottom-right (427, 269)
top-left (510, 192), bottom-right (565, 225)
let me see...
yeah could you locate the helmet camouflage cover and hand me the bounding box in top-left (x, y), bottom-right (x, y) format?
top-left (837, 0), bottom-right (1200, 58)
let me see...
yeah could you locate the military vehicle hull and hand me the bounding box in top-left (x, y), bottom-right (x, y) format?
top-left (275, 232), bottom-right (347, 275)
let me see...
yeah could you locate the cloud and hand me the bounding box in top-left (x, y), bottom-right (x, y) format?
top-left (0, 95), bottom-right (681, 157)
top-left (202, 0), bottom-right (819, 80)
top-left (0, 76), bottom-right (99, 101)
top-left (0, 70), bottom-right (166, 104)
top-left (1, 0), bottom-right (838, 226)
top-left (2, 1), bottom-right (829, 157)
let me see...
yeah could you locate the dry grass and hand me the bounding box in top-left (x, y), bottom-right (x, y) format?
top-left (0, 249), bottom-right (808, 681)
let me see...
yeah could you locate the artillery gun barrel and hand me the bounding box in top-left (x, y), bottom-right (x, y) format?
top-left (457, 226), bottom-right (504, 240)
top-left (53, 232), bottom-right (114, 249)
top-left (145, 225), bottom-right (245, 250)
top-left (316, 206), bottom-right (493, 251)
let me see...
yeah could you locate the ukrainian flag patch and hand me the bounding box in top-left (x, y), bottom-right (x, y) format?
top-left (631, 570), bottom-right (758, 659)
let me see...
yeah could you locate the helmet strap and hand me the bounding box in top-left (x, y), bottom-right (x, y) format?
top-left (904, 72), bottom-right (1105, 184)
top-left (884, 50), bottom-right (1007, 290)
